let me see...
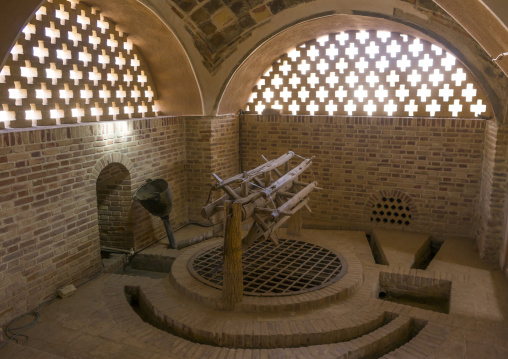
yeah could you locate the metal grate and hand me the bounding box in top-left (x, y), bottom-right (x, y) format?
top-left (188, 239), bottom-right (347, 297)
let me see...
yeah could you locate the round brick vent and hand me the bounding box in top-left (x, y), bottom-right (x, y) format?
top-left (188, 238), bottom-right (347, 297)
top-left (371, 196), bottom-right (411, 225)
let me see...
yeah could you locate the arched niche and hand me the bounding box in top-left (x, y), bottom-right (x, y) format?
top-left (0, 0), bottom-right (203, 116)
top-left (96, 162), bottom-right (134, 250)
top-left (216, 14), bottom-right (507, 122)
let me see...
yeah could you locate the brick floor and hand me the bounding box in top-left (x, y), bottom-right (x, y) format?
top-left (1, 229), bottom-right (507, 358)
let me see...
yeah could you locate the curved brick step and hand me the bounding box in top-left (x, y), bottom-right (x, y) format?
top-left (104, 274), bottom-right (448, 358)
top-left (129, 278), bottom-right (391, 349)
top-left (380, 322), bottom-right (450, 359)
top-left (170, 237), bottom-right (364, 312)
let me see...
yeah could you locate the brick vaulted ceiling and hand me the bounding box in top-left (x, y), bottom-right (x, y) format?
top-left (1, 0), bottom-right (508, 116)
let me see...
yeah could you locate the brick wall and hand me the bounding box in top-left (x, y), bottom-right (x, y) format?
top-left (186, 115), bottom-right (239, 222)
top-left (240, 115), bottom-right (485, 241)
top-left (478, 121), bottom-right (508, 263)
top-left (0, 116), bottom-right (187, 326)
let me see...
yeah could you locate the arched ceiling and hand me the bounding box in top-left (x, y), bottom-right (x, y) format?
top-left (1, 0), bottom-right (508, 119)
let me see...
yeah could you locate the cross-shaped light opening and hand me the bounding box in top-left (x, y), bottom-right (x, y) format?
top-left (375, 85), bottom-right (388, 102)
top-left (107, 68), bottom-right (118, 86)
top-left (355, 57), bottom-right (369, 73)
top-left (384, 100), bottom-right (397, 116)
top-left (99, 84), bottom-right (111, 103)
top-left (387, 40), bottom-right (401, 58)
top-left (78, 47), bottom-right (92, 67)
top-left (386, 70), bottom-right (399, 87)
top-left (364, 100), bottom-right (377, 116)
top-left (21, 60), bottom-right (38, 84)
top-left (439, 84), bottom-right (454, 102)
top-left (396, 84), bottom-right (409, 102)
top-left (418, 54), bottom-right (433, 72)
top-left (280, 87), bottom-right (292, 102)
top-left (335, 58), bottom-right (348, 73)
top-left (344, 100), bottom-right (356, 115)
top-left (289, 73), bottom-right (301, 88)
top-left (55, 4), bottom-right (69, 26)
top-left (405, 99), bottom-right (418, 116)
top-left (325, 72), bottom-right (339, 88)
top-left (77, 10), bottom-right (90, 30)
top-left (429, 69), bottom-right (443, 87)
top-left (263, 87), bottom-right (274, 102)
top-left (426, 99), bottom-right (441, 116)
top-left (417, 84), bottom-right (431, 102)
top-left (345, 71), bottom-right (359, 88)
top-left (298, 60), bottom-right (310, 75)
top-left (356, 30), bottom-right (369, 44)
top-left (298, 87), bottom-right (310, 102)
top-left (365, 41), bottom-right (379, 58)
top-left (36, 83), bottom-right (52, 105)
top-left (80, 84), bottom-right (93, 104)
top-left (461, 83), bottom-right (476, 102)
top-left (366, 71), bottom-right (379, 87)
top-left (45, 22), bottom-right (60, 44)
top-left (316, 86), bottom-right (328, 102)
top-left (307, 46), bottom-right (320, 61)
top-left (46, 63), bottom-right (62, 85)
top-left (408, 38), bottom-right (423, 57)
top-left (116, 85), bottom-right (127, 103)
top-left (271, 74), bottom-right (283, 89)
top-left (307, 73), bottom-right (320, 88)
top-left (470, 99), bottom-right (486, 117)
top-left (316, 59), bottom-right (329, 74)
top-left (59, 83), bottom-right (74, 104)
top-left (56, 43), bottom-right (71, 65)
top-left (89, 66), bottom-right (102, 86)
top-left (325, 100), bottom-right (337, 115)
top-left (345, 43), bottom-right (358, 59)
top-left (449, 99), bottom-right (462, 117)
top-left (88, 30), bottom-right (101, 50)
top-left (354, 86), bottom-right (368, 102)
top-left (407, 69), bottom-right (421, 87)
top-left (375, 56), bottom-right (389, 73)
top-left (306, 101), bottom-right (319, 115)
top-left (335, 86), bottom-right (347, 102)
top-left (326, 44), bottom-right (338, 60)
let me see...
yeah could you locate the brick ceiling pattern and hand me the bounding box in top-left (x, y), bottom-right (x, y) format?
top-left (0, 0), bottom-right (158, 129)
top-left (245, 30), bottom-right (491, 118)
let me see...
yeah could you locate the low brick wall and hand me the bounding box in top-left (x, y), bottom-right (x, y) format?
top-left (240, 115), bottom-right (486, 240)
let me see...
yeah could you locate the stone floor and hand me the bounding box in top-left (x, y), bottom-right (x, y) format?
top-left (1, 228), bottom-right (508, 358)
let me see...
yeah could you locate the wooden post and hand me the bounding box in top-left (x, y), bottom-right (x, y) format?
top-left (286, 209), bottom-right (302, 236)
top-left (223, 201), bottom-right (243, 310)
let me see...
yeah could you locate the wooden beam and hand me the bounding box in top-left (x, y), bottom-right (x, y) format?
top-left (223, 201), bottom-right (243, 311)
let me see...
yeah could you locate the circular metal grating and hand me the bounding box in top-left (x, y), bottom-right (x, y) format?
top-left (188, 238), bottom-right (347, 297)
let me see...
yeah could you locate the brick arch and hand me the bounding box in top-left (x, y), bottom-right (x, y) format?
top-left (90, 153), bottom-right (134, 184)
top-left (364, 189), bottom-right (418, 227)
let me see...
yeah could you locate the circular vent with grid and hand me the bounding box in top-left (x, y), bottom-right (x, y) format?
top-left (188, 238), bottom-right (347, 297)
top-left (371, 196), bottom-right (411, 225)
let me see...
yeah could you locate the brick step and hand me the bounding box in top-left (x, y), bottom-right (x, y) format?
top-left (170, 237), bottom-right (364, 312)
top-left (103, 274), bottom-right (448, 358)
top-left (130, 276), bottom-right (392, 349)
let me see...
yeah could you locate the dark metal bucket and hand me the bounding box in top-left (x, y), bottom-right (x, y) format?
top-left (133, 179), bottom-right (177, 249)
top-left (133, 179), bottom-right (173, 217)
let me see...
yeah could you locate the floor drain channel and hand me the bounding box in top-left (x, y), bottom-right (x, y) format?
top-left (188, 238), bottom-right (347, 296)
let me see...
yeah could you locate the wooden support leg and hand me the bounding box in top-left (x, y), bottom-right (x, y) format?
top-left (223, 201), bottom-right (243, 310)
top-left (286, 209), bottom-right (302, 236)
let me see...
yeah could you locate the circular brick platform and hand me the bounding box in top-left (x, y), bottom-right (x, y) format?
top-left (170, 233), bottom-right (364, 312)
